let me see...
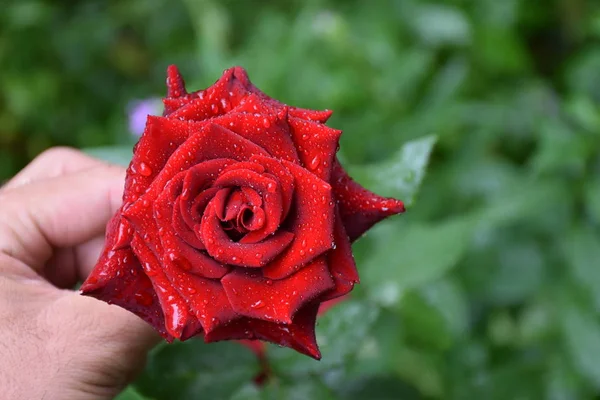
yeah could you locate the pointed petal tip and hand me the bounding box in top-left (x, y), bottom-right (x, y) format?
top-left (166, 65), bottom-right (187, 98)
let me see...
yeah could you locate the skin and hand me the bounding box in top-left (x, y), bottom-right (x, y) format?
top-left (0, 148), bottom-right (159, 400)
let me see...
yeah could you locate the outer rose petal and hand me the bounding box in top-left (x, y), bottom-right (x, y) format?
top-left (321, 209), bottom-right (359, 301)
top-left (130, 235), bottom-right (201, 339)
top-left (262, 161), bottom-right (334, 280)
top-left (204, 303), bottom-right (322, 360)
top-left (221, 257), bottom-right (334, 323)
top-left (81, 244), bottom-right (172, 340)
top-left (124, 116), bottom-right (193, 205)
top-left (165, 67), bottom-right (252, 119)
top-left (331, 159), bottom-right (405, 241)
top-left (212, 112), bottom-right (300, 163)
top-left (288, 117), bottom-right (341, 181)
top-left (81, 213), bottom-right (173, 339)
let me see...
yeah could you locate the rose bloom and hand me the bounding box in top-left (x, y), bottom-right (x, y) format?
top-left (81, 66), bottom-right (404, 359)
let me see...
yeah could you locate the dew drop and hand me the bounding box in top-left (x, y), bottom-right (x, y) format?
top-left (262, 118), bottom-right (271, 128)
top-left (142, 199), bottom-right (150, 207)
top-left (187, 287), bottom-right (197, 294)
top-left (220, 98), bottom-right (229, 110)
top-left (139, 162), bottom-right (152, 177)
top-left (203, 299), bottom-right (209, 305)
top-left (309, 155), bottom-right (321, 170)
top-left (210, 103), bottom-right (219, 113)
top-left (250, 300), bottom-right (265, 309)
top-left (181, 188), bottom-right (190, 200)
top-left (265, 279), bottom-right (273, 285)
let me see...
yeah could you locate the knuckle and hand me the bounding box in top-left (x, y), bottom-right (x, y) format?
top-left (36, 146), bottom-right (83, 161)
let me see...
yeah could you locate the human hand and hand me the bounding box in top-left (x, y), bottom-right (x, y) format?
top-left (0, 148), bottom-right (160, 400)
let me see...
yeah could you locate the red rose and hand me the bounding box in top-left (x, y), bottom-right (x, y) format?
top-left (81, 66), bottom-right (404, 359)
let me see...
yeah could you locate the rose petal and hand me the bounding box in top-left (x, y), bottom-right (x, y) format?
top-left (204, 303), bottom-right (322, 360)
top-left (180, 158), bottom-right (237, 224)
top-left (213, 168), bottom-right (283, 243)
top-left (123, 117), bottom-right (198, 205)
top-left (81, 214), bottom-right (173, 340)
top-left (240, 206), bottom-right (265, 231)
top-left (288, 116), bottom-right (341, 181)
top-left (166, 65), bottom-right (188, 99)
top-left (155, 175), bottom-right (229, 279)
top-left (200, 204), bottom-right (294, 267)
top-left (130, 235), bottom-right (199, 339)
top-left (249, 155), bottom-right (295, 220)
top-left (331, 159), bottom-right (405, 241)
top-left (158, 256), bottom-right (238, 334)
top-left (240, 187), bottom-right (262, 207)
top-left (153, 172), bottom-right (205, 249)
top-left (288, 108), bottom-right (333, 123)
top-left (321, 210), bottom-right (359, 301)
top-left (221, 257), bottom-right (334, 323)
top-left (124, 123), bottom-right (270, 222)
top-left (262, 161), bottom-right (334, 279)
top-left (166, 67), bottom-right (253, 120)
top-left (212, 112), bottom-right (300, 162)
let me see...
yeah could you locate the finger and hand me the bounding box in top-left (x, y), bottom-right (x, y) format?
top-left (44, 236), bottom-right (105, 288)
top-left (0, 165), bottom-right (125, 274)
top-left (2, 147), bottom-right (104, 192)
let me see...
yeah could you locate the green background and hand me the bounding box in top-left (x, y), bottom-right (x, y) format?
top-left (3, 0), bottom-right (600, 398)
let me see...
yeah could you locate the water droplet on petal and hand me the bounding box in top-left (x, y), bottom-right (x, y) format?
top-left (139, 162), bottom-right (153, 177)
top-left (181, 188), bottom-right (190, 200)
top-left (309, 155), bottom-right (321, 170)
top-left (262, 118), bottom-right (271, 128)
top-left (250, 300), bottom-right (265, 309)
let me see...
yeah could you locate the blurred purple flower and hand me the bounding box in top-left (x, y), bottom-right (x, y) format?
top-left (128, 98), bottom-right (163, 137)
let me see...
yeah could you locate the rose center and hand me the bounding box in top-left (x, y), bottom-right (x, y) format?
top-left (217, 188), bottom-right (265, 241)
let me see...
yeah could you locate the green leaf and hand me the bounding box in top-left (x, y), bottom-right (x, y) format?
top-left (559, 292), bottom-right (600, 390)
top-left (115, 386), bottom-right (152, 400)
top-left (362, 217), bottom-right (473, 306)
top-left (562, 227), bottom-right (600, 310)
top-left (347, 135), bottom-right (436, 207)
top-left (231, 379), bottom-right (338, 400)
top-left (400, 278), bottom-right (469, 350)
top-left (584, 176), bottom-right (600, 225)
top-left (400, 289), bottom-right (453, 350)
top-left (394, 346), bottom-right (445, 398)
top-left (268, 300), bottom-right (379, 376)
top-left (134, 340), bottom-right (259, 400)
top-left (82, 145), bottom-right (133, 167)
top-left (263, 379), bottom-right (338, 400)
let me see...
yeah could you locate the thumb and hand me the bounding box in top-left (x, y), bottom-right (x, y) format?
top-left (0, 165), bottom-right (125, 273)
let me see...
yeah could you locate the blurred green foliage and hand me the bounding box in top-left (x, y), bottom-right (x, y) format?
top-left (5, 0), bottom-right (600, 398)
